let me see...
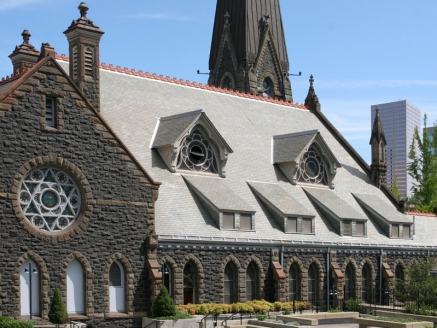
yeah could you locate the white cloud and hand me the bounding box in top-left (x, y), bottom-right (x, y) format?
top-left (294, 79), bottom-right (437, 90)
top-left (0, 0), bottom-right (45, 11)
top-left (122, 12), bottom-right (193, 21)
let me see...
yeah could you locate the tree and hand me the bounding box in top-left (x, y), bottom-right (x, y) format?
top-left (152, 285), bottom-right (176, 318)
top-left (395, 257), bottom-right (437, 295)
top-left (407, 114), bottom-right (437, 212)
top-left (48, 288), bottom-right (68, 324)
top-left (390, 175), bottom-right (402, 200)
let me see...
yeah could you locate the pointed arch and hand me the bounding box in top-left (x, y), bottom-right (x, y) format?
top-left (159, 255), bottom-right (178, 299)
top-left (14, 251), bottom-right (49, 319)
top-left (103, 253), bottom-right (133, 315)
top-left (393, 259), bottom-right (406, 282)
top-left (60, 252), bottom-right (93, 316)
top-left (304, 257), bottom-right (324, 302)
top-left (360, 258), bottom-right (375, 303)
top-left (220, 72), bottom-right (236, 90)
top-left (220, 255), bottom-right (242, 303)
top-left (342, 257), bottom-right (358, 300)
top-left (243, 255), bottom-right (265, 301)
top-left (180, 254), bottom-right (205, 304)
top-left (284, 256), bottom-right (304, 301)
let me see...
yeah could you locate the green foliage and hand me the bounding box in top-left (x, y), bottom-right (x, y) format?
top-left (370, 316), bottom-right (416, 323)
top-left (404, 302), bottom-right (437, 316)
top-left (344, 298), bottom-right (366, 314)
top-left (0, 317), bottom-right (34, 328)
top-left (395, 257), bottom-right (437, 297)
top-left (282, 309), bottom-right (291, 315)
top-left (48, 288), bottom-right (68, 324)
top-left (152, 286), bottom-right (176, 318)
top-left (328, 307), bottom-right (342, 313)
top-left (391, 175), bottom-right (402, 200)
top-left (408, 114), bottom-right (437, 212)
top-left (255, 313), bottom-right (267, 321)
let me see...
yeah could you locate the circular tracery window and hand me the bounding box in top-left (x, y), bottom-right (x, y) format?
top-left (19, 168), bottom-right (81, 232)
top-left (297, 147), bottom-right (328, 185)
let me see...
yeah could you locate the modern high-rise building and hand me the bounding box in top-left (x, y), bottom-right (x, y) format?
top-left (371, 100), bottom-right (421, 198)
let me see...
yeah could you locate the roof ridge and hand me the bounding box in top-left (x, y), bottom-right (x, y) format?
top-left (54, 53), bottom-right (309, 110)
top-left (0, 67), bottom-right (31, 86)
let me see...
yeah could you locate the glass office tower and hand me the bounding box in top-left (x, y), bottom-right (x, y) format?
top-left (371, 100), bottom-right (421, 198)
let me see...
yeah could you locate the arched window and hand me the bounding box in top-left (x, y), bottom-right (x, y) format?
top-left (224, 262), bottom-right (237, 304)
top-left (223, 77), bottom-right (234, 90)
top-left (361, 264), bottom-right (372, 304)
top-left (395, 265), bottom-right (405, 281)
top-left (262, 78), bottom-right (273, 98)
top-left (289, 264), bottom-right (301, 301)
top-left (344, 264), bottom-right (355, 300)
top-left (67, 259), bottom-right (84, 314)
top-left (308, 263), bottom-right (318, 302)
top-left (246, 262), bottom-right (258, 301)
top-left (20, 259), bottom-right (40, 316)
top-left (183, 261), bottom-right (197, 304)
top-left (109, 261), bottom-right (125, 312)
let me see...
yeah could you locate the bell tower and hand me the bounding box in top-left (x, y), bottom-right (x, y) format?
top-left (64, 2), bottom-right (104, 111)
top-left (370, 107), bottom-right (387, 187)
top-left (208, 0), bottom-right (293, 101)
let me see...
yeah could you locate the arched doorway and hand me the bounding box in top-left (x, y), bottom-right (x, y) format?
top-left (67, 259), bottom-right (84, 314)
top-left (183, 261), bottom-right (196, 304)
top-left (109, 261), bottom-right (125, 312)
top-left (20, 259), bottom-right (40, 316)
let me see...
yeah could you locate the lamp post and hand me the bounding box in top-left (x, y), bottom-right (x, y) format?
top-left (24, 262), bottom-right (38, 320)
top-left (329, 288), bottom-right (338, 310)
top-left (158, 264), bottom-right (169, 286)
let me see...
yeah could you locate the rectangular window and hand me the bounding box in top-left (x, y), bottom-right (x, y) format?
top-left (343, 220), bottom-right (352, 236)
top-left (302, 218), bottom-right (312, 234)
top-left (240, 214), bottom-right (252, 231)
top-left (287, 217), bottom-right (297, 233)
top-left (355, 221), bottom-right (364, 236)
top-left (222, 212), bottom-right (235, 229)
top-left (46, 97), bottom-right (56, 127)
top-left (392, 224), bottom-right (399, 238)
top-left (403, 225), bottom-right (410, 239)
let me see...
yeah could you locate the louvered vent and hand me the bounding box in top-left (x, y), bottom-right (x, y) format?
top-left (84, 47), bottom-right (94, 78)
top-left (72, 46), bottom-right (78, 80)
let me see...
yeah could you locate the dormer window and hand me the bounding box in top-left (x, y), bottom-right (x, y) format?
top-left (177, 129), bottom-right (218, 174)
top-left (297, 146), bottom-right (328, 186)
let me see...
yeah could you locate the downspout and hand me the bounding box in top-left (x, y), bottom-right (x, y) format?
top-left (379, 248), bottom-right (383, 305)
top-left (281, 245), bottom-right (284, 269)
top-left (326, 248), bottom-right (330, 310)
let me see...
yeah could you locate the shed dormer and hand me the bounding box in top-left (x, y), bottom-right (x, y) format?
top-left (151, 110), bottom-right (233, 178)
top-left (272, 130), bottom-right (341, 189)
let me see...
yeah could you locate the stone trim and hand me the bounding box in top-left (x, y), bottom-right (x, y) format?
top-left (284, 256), bottom-right (304, 301)
top-left (243, 255), bottom-right (265, 301)
top-left (179, 254), bottom-right (205, 304)
top-left (10, 154), bottom-right (94, 244)
top-left (59, 252), bottom-right (93, 318)
top-left (0, 192), bottom-right (7, 199)
top-left (303, 256), bottom-right (325, 302)
top-left (360, 257), bottom-right (376, 288)
top-left (13, 251), bottom-right (50, 319)
top-left (220, 255), bottom-right (242, 303)
top-left (103, 253), bottom-right (134, 317)
top-left (95, 199), bottom-right (148, 207)
top-left (258, 71), bottom-right (279, 96)
top-left (219, 72), bottom-right (236, 90)
top-left (393, 259), bottom-right (407, 281)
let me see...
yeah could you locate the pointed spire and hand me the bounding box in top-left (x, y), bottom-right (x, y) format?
top-left (370, 106), bottom-right (387, 145)
top-left (305, 75), bottom-right (320, 111)
top-left (224, 11), bottom-right (230, 28)
top-left (9, 30), bottom-right (40, 73)
top-left (370, 106), bottom-right (387, 188)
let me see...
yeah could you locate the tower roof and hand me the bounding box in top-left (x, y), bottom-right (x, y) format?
top-left (209, 0), bottom-right (289, 71)
top-left (370, 107), bottom-right (387, 145)
top-left (9, 30), bottom-right (40, 58)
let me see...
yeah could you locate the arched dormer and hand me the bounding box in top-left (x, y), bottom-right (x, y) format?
top-left (272, 130), bottom-right (341, 189)
top-left (151, 110), bottom-right (233, 178)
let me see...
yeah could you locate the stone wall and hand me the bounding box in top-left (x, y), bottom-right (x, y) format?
top-left (0, 58), bottom-right (155, 328)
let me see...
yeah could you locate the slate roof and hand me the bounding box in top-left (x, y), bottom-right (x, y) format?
top-left (56, 59), bottom-right (437, 247)
top-left (248, 181), bottom-right (315, 217)
top-left (273, 130), bottom-right (317, 163)
top-left (303, 187), bottom-right (366, 221)
top-left (353, 193), bottom-right (412, 224)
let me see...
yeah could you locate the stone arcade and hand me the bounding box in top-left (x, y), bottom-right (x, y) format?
top-left (0, 1), bottom-right (436, 328)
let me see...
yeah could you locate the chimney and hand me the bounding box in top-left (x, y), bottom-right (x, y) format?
top-left (9, 30), bottom-right (40, 73)
top-left (39, 43), bottom-right (56, 60)
top-left (64, 2), bottom-right (104, 111)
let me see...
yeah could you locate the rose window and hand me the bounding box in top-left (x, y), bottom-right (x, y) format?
top-left (177, 130), bottom-right (218, 174)
top-left (297, 147), bottom-right (328, 185)
top-left (19, 168), bottom-right (81, 232)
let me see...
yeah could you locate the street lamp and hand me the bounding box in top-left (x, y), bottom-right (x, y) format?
top-left (158, 264), bottom-right (169, 285)
top-left (329, 288), bottom-right (338, 310)
top-left (24, 262), bottom-right (38, 320)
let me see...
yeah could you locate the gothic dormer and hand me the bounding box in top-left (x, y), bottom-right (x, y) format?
top-left (9, 30), bottom-right (40, 73)
top-left (370, 107), bottom-right (387, 187)
top-left (208, 0), bottom-right (292, 101)
top-left (64, 2), bottom-right (104, 111)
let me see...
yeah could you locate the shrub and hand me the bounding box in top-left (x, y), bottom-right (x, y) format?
top-left (0, 317), bottom-right (34, 328)
top-left (344, 298), bottom-right (366, 314)
top-left (153, 286), bottom-right (176, 317)
top-left (255, 313), bottom-right (267, 321)
top-left (48, 288), bottom-right (68, 324)
top-left (282, 309), bottom-right (291, 315)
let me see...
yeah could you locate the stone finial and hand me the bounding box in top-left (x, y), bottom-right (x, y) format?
top-left (375, 106), bottom-right (379, 114)
top-left (224, 12), bottom-right (230, 28)
top-left (264, 13), bottom-right (270, 25)
top-left (21, 30), bottom-right (31, 44)
top-left (309, 74), bottom-right (314, 87)
top-left (79, 2), bottom-right (89, 18)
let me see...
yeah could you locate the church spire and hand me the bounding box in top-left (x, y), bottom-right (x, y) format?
top-left (208, 0), bottom-right (293, 101)
top-left (370, 107), bottom-right (387, 187)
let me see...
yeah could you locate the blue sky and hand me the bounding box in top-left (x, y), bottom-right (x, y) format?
top-left (1, 0), bottom-right (436, 164)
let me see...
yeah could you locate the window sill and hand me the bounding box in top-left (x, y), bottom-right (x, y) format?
top-left (105, 312), bottom-right (130, 319)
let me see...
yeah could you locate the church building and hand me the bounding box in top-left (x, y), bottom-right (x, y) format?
top-left (0, 1), bottom-right (435, 327)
